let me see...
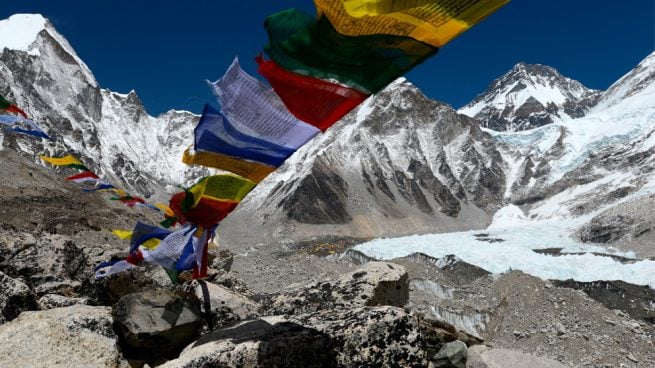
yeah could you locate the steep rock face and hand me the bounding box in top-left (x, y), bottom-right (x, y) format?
top-left (459, 63), bottom-right (600, 132)
top-left (222, 79), bottom-right (505, 243)
top-left (0, 14), bottom-right (204, 197)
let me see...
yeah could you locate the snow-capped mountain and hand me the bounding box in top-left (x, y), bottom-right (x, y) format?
top-left (221, 78), bottom-right (507, 244)
top-left (3, 13), bottom-right (655, 256)
top-left (459, 63), bottom-right (600, 132)
top-left (352, 51), bottom-right (655, 290)
top-left (0, 14), bottom-right (206, 197)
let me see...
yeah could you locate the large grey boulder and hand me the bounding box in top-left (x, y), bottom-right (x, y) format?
top-left (185, 280), bottom-right (259, 329)
top-left (0, 271), bottom-right (37, 323)
top-left (261, 262), bottom-right (409, 315)
top-left (112, 290), bottom-right (203, 363)
top-left (466, 346), bottom-right (567, 368)
top-left (0, 305), bottom-right (123, 368)
top-left (161, 306), bottom-right (427, 368)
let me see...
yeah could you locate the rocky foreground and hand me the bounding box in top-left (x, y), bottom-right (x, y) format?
top-left (0, 151), bottom-right (654, 368)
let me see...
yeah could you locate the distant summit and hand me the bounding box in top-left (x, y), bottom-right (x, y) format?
top-left (459, 62), bottom-right (600, 132)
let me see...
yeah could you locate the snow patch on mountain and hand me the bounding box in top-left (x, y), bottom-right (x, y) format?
top-left (594, 51), bottom-right (655, 111)
top-left (0, 14), bottom-right (46, 56)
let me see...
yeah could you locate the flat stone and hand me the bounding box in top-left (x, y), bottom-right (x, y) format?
top-left (262, 262), bottom-right (409, 315)
top-left (0, 305), bottom-right (122, 368)
top-left (467, 346), bottom-right (568, 368)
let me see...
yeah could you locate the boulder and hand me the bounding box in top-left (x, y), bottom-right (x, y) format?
top-left (0, 305), bottom-right (122, 368)
top-left (112, 290), bottom-right (203, 363)
top-left (79, 265), bottom-right (172, 305)
top-left (262, 262), bottom-right (409, 315)
top-left (184, 280), bottom-right (259, 329)
top-left (0, 271), bottom-right (37, 323)
top-left (161, 306), bottom-right (427, 368)
top-left (466, 346), bottom-right (567, 368)
top-left (432, 340), bottom-right (467, 368)
top-left (0, 234), bottom-right (86, 287)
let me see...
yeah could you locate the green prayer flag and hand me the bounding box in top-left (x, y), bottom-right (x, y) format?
top-left (264, 9), bottom-right (437, 93)
top-left (0, 95), bottom-right (14, 110)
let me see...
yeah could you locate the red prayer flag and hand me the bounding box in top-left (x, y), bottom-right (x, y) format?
top-left (5, 105), bottom-right (28, 119)
top-left (169, 192), bottom-right (238, 228)
top-left (65, 171), bottom-right (100, 181)
top-left (256, 54), bottom-right (369, 132)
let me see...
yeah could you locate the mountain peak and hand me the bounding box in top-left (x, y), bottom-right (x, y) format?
top-left (0, 14), bottom-right (47, 56)
top-left (459, 62), bottom-right (600, 132)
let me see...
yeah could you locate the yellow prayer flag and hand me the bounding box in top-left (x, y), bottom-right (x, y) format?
top-left (39, 154), bottom-right (83, 166)
top-left (112, 230), bottom-right (133, 240)
top-left (113, 189), bottom-right (128, 196)
top-left (187, 174), bottom-right (256, 208)
top-left (315, 0), bottom-right (510, 47)
top-left (154, 203), bottom-right (175, 217)
top-left (182, 148), bottom-right (275, 183)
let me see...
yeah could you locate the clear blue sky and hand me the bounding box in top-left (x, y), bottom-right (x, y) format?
top-left (2, 1), bottom-right (654, 115)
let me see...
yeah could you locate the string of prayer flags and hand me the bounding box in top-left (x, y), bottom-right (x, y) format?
top-left (0, 94), bottom-right (28, 118)
top-left (40, 154), bottom-right (89, 171)
top-left (96, 0), bottom-right (511, 282)
top-left (256, 54), bottom-right (369, 131)
top-left (264, 9), bottom-right (438, 94)
top-left (210, 58), bottom-right (320, 149)
top-left (97, 224), bottom-right (202, 280)
top-left (193, 104), bottom-right (296, 167)
top-left (315, 0), bottom-right (510, 48)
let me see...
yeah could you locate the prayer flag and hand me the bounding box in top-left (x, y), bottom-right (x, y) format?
top-left (256, 54), bottom-right (369, 131)
top-left (40, 154), bottom-right (89, 171)
top-left (170, 191), bottom-right (238, 228)
top-left (210, 58), bottom-right (320, 149)
top-left (264, 9), bottom-right (437, 93)
top-left (65, 171), bottom-right (100, 183)
top-left (182, 148), bottom-right (275, 183)
top-left (193, 104), bottom-right (295, 167)
top-left (184, 174), bottom-right (255, 210)
top-left (315, 0), bottom-right (510, 48)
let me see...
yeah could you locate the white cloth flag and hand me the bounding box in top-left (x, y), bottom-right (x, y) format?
top-left (141, 224), bottom-right (196, 270)
top-left (210, 57), bottom-right (320, 149)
